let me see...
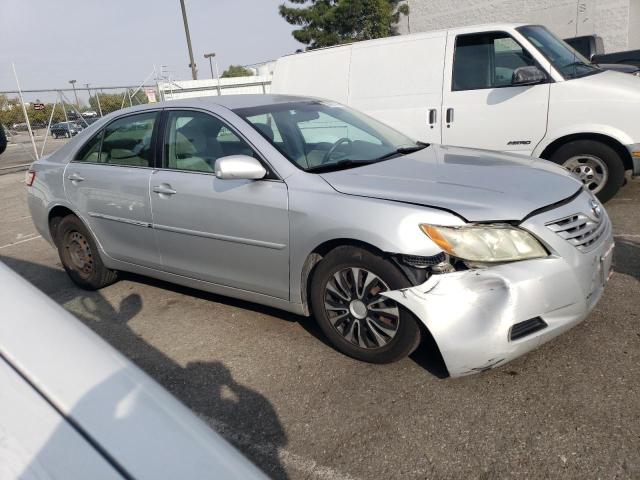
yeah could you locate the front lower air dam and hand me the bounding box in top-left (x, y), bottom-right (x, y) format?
top-left (380, 257), bottom-right (601, 377)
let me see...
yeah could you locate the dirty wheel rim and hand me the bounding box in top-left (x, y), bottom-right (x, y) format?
top-left (323, 267), bottom-right (400, 349)
top-left (64, 230), bottom-right (93, 278)
top-left (563, 154), bottom-right (608, 194)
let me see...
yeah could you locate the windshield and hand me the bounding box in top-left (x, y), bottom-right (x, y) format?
top-left (517, 25), bottom-right (601, 80)
top-left (233, 100), bottom-right (424, 172)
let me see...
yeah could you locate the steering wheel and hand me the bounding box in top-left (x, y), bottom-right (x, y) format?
top-left (322, 137), bottom-right (352, 164)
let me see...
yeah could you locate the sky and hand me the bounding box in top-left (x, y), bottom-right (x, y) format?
top-left (0, 0), bottom-right (303, 102)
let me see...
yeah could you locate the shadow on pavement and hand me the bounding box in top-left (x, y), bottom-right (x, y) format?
top-left (1, 255), bottom-right (289, 479)
top-left (121, 271), bottom-right (450, 378)
top-left (614, 237), bottom-right (640, 282)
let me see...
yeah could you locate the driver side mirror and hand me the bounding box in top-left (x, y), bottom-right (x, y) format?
top-left (511, 66), bottom-right (546, 86)
top-left (214, 155), bottom-right (267, 180)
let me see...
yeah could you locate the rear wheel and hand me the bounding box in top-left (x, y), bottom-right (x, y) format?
top-left (549, 140), bottom-right (625, 202)
top-left (55, 215), bottom-right (117, 290)
top-left (310, 246), bottom-right (421, 363)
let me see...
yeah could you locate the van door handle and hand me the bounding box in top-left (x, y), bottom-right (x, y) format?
top-left (428, 109), bottom-right (437, 127)
top-left (152, 184), bottom-right (177, 195)
top-left (446, 108), bottom-right (454, 124)
top-left (67, 173), bottom-right (85, 182)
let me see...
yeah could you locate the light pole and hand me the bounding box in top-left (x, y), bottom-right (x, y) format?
top-left (179, 0), bottom-right (198, 80)
top-left (69, 80), bottom-right (79, 108)
top-left (204, 53), bottom-right (222, 96)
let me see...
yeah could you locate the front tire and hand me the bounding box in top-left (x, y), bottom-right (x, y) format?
top-left (55, 215), bottom-right (118, 290)
top-left (310, 246), bottom-right (421, 364)
top-left (549, 140), bottom-right (625, 203)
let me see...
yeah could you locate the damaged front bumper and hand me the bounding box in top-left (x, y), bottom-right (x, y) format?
top-left (382, 216), bottom-right (614, 377)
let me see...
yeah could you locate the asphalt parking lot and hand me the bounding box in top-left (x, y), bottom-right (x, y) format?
top-left (1, 131), bottom-right (69, 173)
top-left (1, 170), bottom-right (639, 479)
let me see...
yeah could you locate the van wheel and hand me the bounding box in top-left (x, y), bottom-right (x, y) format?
top-left (549, 140), bottom-right (624, 202)
top-left (55, 215), bottom-right (118, 290)
top-left (310, 246), bottom-right (421, 364)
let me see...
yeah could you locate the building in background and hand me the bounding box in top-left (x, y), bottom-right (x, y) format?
top-left (399, 0), bottom-right (640, 52)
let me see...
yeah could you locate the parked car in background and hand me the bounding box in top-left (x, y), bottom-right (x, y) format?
top-left (11, 122), bottom-right (30, 132)
top-left (565, 34), bottom-right (640, 71)
top-left (26, 96), bottom-right (614, 376)
top-left (0, 122), bottom-right (6, 155)
top-left (272, 23), bottom-right (640, 202)
top-left (50, 121), bottom-right (82, 138)
top-left (0, 262), bottom-right (266, 479)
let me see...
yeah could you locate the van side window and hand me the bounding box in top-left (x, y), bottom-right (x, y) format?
top-left (453, 32), bottom-right (537, 91)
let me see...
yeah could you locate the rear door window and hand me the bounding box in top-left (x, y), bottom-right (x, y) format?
top-left (99, 112), bottom-right (158, 167)
top-left (75, 130), bottom-right (104, 162)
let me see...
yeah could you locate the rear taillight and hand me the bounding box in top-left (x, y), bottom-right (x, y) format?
top-left (25, 170), bottom-right (36, 187)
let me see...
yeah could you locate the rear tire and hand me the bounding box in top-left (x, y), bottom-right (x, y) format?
top-left (549, 140), bottom-right (625, 203)
top-left (310, 246), bottom-right (421, 364)
top-left (55, 215), bottom-right (117, 290)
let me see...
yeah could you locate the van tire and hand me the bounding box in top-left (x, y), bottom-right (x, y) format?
top-left (310, 246), bottom-right (421, 364)
top-left (549, 140), bottom-right (624, 203)
top-left (55, 215), bottom-right (118, 290)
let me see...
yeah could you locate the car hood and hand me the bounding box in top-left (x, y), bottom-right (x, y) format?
top-left (319, 144), bottom-right (582, 222)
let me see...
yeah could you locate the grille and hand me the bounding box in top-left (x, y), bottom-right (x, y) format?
top-left (545, 212), bottom-right (607, 252)
top-left (509, 317), bottom-right (548, 341)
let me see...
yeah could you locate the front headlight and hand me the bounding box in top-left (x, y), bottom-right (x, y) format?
top-left (420, 224), bottom-right (547, 262)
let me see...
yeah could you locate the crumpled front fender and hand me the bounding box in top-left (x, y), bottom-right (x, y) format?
top-left (381, 259), bottom-right (592, 377)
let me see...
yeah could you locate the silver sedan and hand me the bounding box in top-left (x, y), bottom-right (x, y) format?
top-left (27, 95), bottom-right (614, 377)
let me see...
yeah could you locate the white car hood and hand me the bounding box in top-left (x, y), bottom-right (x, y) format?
top-left (320, 144), bottom-right (582, 222)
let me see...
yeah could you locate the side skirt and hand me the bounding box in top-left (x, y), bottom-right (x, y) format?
top-left (103, 256), bottom-right (308, 317)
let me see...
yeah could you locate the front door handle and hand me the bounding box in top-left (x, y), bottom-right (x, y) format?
top-left (446, 108), bottom-right (454, 125)
top-left (152, 184), bottom-right (177, 195)
top-left (67, 173), bottom-right (85, 182)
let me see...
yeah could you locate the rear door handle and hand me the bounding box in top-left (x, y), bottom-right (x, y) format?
top-left (446, 108), bottom-right (454, 124)
top-left (67, 173), bottom-right (85, 182)
top-left (428, 109), bottom-right (437, 127)
top-left (152, 184), bottom-right (177, 195)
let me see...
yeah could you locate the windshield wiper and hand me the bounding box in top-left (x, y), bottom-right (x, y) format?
top-left (306, 159), bottom-right (378, 173)
top-left (372, 142), bottom-right (429, 161)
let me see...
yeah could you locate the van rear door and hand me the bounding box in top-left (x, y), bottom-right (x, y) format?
top-left (441, 30), bottom-right (550, 155)
top-left (348, 32), bottom-right (446, 144)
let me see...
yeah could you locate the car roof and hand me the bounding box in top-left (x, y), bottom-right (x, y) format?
top-left (109, 93), bottom-right (320, 115)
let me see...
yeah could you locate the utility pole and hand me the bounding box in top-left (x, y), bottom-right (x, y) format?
top-left (204, 52), bottom-right (222, 95)
top-left (69, 79), bottom-right (79, 108)
top-left (179, 0), bottom-right (198, 80)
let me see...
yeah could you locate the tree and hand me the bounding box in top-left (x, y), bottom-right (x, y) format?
top-left (279, 0), bottom-right (409, 49)
top-left (88, 89), bottom-right (149, 115)
top-left (221, 65), bottom-right (254, 78)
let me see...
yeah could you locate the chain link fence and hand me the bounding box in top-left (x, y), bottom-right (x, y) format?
top-left (1, 67), bottom-right (273, 173)
top-left (0, 85), bottom-right (160, 171)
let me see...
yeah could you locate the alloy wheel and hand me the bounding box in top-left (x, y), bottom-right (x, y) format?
top-left (563, 154), bottom-right (608, 194)
top-left (323, 267), bottom-right (400, 349)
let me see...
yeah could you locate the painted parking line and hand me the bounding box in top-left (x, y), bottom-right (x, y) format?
top-left (0, 235), bottom-right (42, 250)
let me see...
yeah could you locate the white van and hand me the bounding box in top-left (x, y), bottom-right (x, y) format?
top-left (271, 23), bottom-right (640, 202)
